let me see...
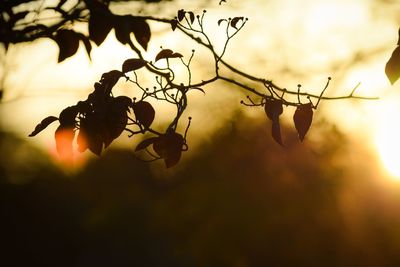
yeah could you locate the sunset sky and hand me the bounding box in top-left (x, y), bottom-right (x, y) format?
top-left (1, 0), bottom-right (400, 177)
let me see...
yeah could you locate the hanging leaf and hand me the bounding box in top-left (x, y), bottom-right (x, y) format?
top-left (271, 121), bottom-right (283, 146)
top-left (133, 101), bottom-right (155, 129)
top-left (188, 11), bottom-right (195, 24)
top-left (264, 99), bottom-right (283, 121)
top-left (88, 12), bottom-right (113, 46)
top-left (177, 9), bottom-right (186, 22)
top-left (171, 19), bottom-right (178, 31)
top-left (293, 103), bottom-right (313, 142)
top-left (153, 132), bottom-right (184, 168)
top-left (53, 29), bottom-right (80, 62)
top-left (230, 17), bottom-right (244, 29)
top-left (78, 115), bottom-right (104, 156)
top-left (55, 125), bottom-right (75, 159)
top-left (130, 17), bottom-right (151, 50)
top-left (114, 15), bottom-right (151, 50)
top-left (114, 15), bottom-right (131, 45)
top-left (135, 137), bottom-right (158, 151)
top-left (264, 99), bottom-right (284, 146)
top-left (122, 58), bottom-right (147, 73)
top-left (103, 96), bottom-right (130, 147)
top-left (29, 116), bottom-right (58, 137)
top-left (155, 49), bottom-right (183, 62)
top-left (385, 46), bottom-right (400, 85)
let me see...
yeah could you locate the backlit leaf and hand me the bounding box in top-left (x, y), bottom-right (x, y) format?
top-left (55, 125), bottom-right (75, 159)
top-left (53, 29), bottom-right (80, 62)
top-left (385, 46), bottom-right (400, 85)
top-left (293, 103), bottom-right (313, 142)
top-left (122, 58), bottom-right (147, 73)
top-left (29, 116), bottom-right (58, 137)
top-left (133, 101), bottom-right (155, 129)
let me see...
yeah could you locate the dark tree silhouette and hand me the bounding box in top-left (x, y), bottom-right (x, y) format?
top-left (0, 0), bottom-right (381, 167)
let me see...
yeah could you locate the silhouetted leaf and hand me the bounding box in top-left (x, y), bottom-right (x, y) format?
top-left (135, 137), bottom-right (158, 151)
top-left (155, 49), bottom-right (183, 62)
top-left (55, 125), bottom-right (75, 158)
top-left (53, 29), bottom-right (80, 62)
top-left (114, 15), bottom-right (151, 50)
top-left (264, 99), bottom-right (284, 146)
top-left (177, 9), bottom-right (186, 22)
top-left (230, 17), bottom-right (244, 29)
top-left (78, 115), bottom-right (104, 156)
top-left (103, 96), bottom-right (131, 147)
top-left (218, 19), bottom-right (226, 26)
top-left (122, 58), bottom-right (147, 73)
top-left (59, 106), bottom-right (78, 127)
top-left (155, 49), bottom-right (173, 61)
top-left (133, 101), bottom-right (155, 129)
top-left (264, 99), bottom-right (283, 121)
top-left (88, 12), bottom-right (113, 46)
top-left (29, 116), bottom-right (58, 137)
top-left (293, 103), bottom-right (313, 141)
top-left (188, 11), bottom-right (195, 24)
top-left (153, 132), bottom-right (184, 168)
top-left (271, 121), bottom-right (283, 146)
top-left (385, 46), bottom-right (400, 85)
top-left (171, 19), bottom-right (178, 31)
top-left (130, 17), bottom-right (151, 50)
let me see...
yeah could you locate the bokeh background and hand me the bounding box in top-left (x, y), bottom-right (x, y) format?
top-left (2, 0), bottom-right (400, 266)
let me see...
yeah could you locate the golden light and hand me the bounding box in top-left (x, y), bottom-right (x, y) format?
top-left (374, 97), bottom-right (400, 179)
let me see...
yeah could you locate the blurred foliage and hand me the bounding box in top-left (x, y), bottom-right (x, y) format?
top-left (2, 115), bottom-right (400, 266)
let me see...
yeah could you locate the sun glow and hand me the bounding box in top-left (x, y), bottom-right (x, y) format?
top-left (375, 99), bottom-right (400, 179)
